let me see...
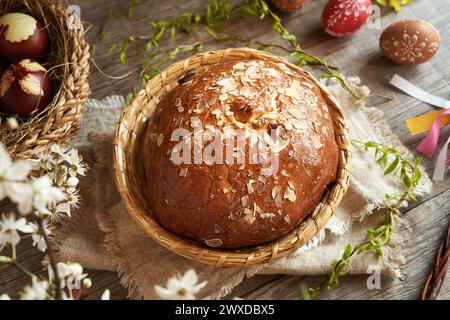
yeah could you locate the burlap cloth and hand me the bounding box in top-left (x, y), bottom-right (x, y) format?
top-left (55, 78), bottom-right (432, 299)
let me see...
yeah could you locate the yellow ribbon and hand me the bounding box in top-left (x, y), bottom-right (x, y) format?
top-left (406, 110), bottom-right (450, 136)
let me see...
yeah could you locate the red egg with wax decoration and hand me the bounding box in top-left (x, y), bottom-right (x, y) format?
top-left (321, 0), bottom-right (372, 37)
top-left (0, 59), bottom-right (53, 118)
top-left (0, 13), bottom-right (49, 62)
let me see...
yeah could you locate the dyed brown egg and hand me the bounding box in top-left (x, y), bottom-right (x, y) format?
top-left (270, 0), bottom-right (306, 13)
top-left (0, 59), bottom-right (53, 118)
top-left (0, 13), bottom-right (49, 62)
top-left (380, 19), bottom-right (440, 65)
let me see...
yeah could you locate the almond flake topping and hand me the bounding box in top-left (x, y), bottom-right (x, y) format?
top-left (157, 134), bottom-right (164, 147)
top-left (179, 168), bottom-right (188, 177)
top-left (260, 212), bottom-right (275, 219)
top-left (284, 182), bottom-right (297, 203)
top-left (284, 215), bottom-right (291, 224)
top-left (177, 106), bottom-right (185, 113)
top-left (205, 239), bottom-right (223, 247)
top-left (272, 185), bottom-right (282, 200)
top-left (311, 135), bottom-right (323, 149)
top-left (274, 193), bottom-right (283, 207)
top-left (247, 181), bottom-right (255, 194)
top-left (243, 208), bottom-right (255, 224)
top-left (241, 195), bottom-right (249, 208)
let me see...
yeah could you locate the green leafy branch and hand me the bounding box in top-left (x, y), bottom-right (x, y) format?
top-left (108, 0), bottom-right (389, 101)
top-left (119, 0), bottom-right (230, 64)
top-left (128, 0), bottom-right (138, 20)
top-left (238, 0), bottom-right (298, 48)
top-left (138, 42), bottom-right (205, 86)
top-left (299, 140), bottom-right (423, 300)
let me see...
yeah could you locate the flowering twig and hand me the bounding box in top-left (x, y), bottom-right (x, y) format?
top-left (37, 218), bottom-right (61, 300)
top-left (154, 269), bottom-right (208, 300)
top-left (0, 143), bottom-right (107, 300)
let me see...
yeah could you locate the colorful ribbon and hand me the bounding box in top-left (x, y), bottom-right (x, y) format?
top-left (389, 74), bottom-right (450, 109)
top-left (389, 74), bottom-right (450, 181)
top-left (433, 136), bottom-right (450, 182)
top-left (406, 110), bottom-right (450, 136)
top-left (416, 109), bottom-right (450, 159)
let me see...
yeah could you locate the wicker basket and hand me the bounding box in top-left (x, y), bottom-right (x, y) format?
top-left (113, 48), bottom-right (351, 268)
top-left (0, 0), bottom-right (90, 159)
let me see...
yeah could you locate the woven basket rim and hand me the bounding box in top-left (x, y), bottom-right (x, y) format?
top-left (0, 0), bottom-right (90, 159)
top-left (113, 47), bottom-right (351, 268)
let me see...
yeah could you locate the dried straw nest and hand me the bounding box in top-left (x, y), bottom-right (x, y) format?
top-left (0, 0), bottom-right (89, 159)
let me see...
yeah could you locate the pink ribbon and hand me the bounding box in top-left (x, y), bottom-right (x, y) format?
top-left (417, 109), bottom-right (450, 159)
top-left (432, 136), bottom-right (450, 182)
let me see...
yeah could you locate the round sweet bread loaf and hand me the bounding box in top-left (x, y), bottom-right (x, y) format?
top-left (142, 58), bottom-right (339, 248)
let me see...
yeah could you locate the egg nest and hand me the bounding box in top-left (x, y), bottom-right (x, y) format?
top-left (0, 0), bottom-right (74, 151)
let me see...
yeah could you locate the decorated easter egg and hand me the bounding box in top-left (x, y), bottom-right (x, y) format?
top-left (380, 19), bottom-right (440, 65)
top-left (270, 0), bottom-right (306, 13)
top-left (0, 59), bottom-right (53, 118)
top-left (0, 13), bottom-right (49, 62)
top-left (321, 0), bottom-right (372, 37)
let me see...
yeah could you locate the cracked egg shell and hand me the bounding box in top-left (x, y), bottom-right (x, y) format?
top-left (0, 59), bottom-right (53, 118)
top-left (321, 0), bottom-right (372, 37)
top-left (380, 19), bottom-right (441, 65)
top-left (0, 13), bottom-right (49, 62)
top-left (270, 0), bottom-right (306, 13)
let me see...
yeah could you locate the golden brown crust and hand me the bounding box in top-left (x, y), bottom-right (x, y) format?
top-left (142, 58), bottom-right (338, 248)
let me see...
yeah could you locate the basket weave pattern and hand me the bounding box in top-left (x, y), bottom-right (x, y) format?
top-left (0, 0), bottom-right (90, 159)
top-left (114, 48), bottom-right (351, 268)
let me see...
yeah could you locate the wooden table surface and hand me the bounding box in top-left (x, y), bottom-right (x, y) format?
top-left (1, 0), bottom-right (450, 300)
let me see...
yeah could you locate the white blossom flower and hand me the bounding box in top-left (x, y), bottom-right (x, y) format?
top-left (66, 176), bottom-right (79, 188)
top-left (0, 294), bottom-right (11, 300)
top-left (54, 202), bottom-right (71, 219)
top-left (60, 262), bottom-right (88, 283)
top-left (0, 213), bottom-right (33, 247)
top-left (50, 145), bottom-right (68, 164)
top-left (36, 152), bottom-right (54, 171)
top-left (65, 187), bottom-right (80, 207)
top-left (20, 278), bottom-right (49, 300)
top-left (101, 289), bottom-right (110, 300)
top-left (154, 269), bottom-right (207, 300)
top-left (16, 176), bottom-right (65, 215)
top-left (66, 149), bottom-right (86, 177)
top-left (0, 144), bottom-right (33, 203)
top-left (48, 262), bottom-right (88, 290)
top-left (29, 220), bottom-right (52, 252)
